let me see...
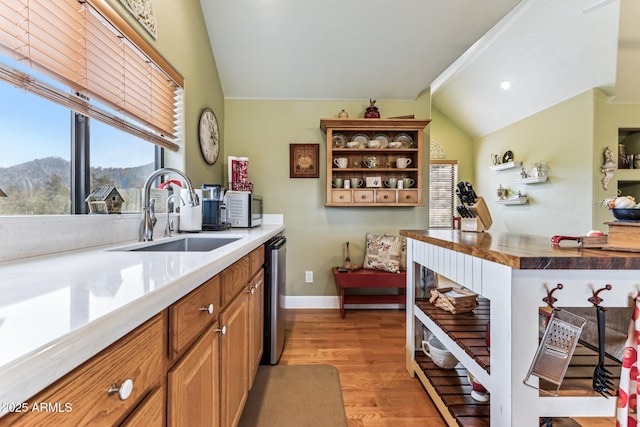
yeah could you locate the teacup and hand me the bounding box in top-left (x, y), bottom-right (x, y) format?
top-left (365, 157), bottom-right (378, 168)
top-left (367, 140), bottom-right (381, 148)
top-left (396, 158), bottom-right (412, 168)
top-left (332, 178), bottom-right (343, 188)
top-left (333, 158), bottom-right (348, 168)
top-left (384, 178), bottom-right (397, 188)
top-left (421, 337), bottom-right (458, 369)
top-left (403, 178), bottom-right (415, 188)
top-left (351, 178), bottom-right (364, 188)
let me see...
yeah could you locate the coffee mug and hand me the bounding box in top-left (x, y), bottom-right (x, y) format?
top-left (421, 337), bottom-right (458, 369)
top-left (397, 180), bottom-right (404, 189)
top-left (333, 158), bottom-right (348, 168)
top-left (396, 158), bottom-right (412, 168)
top-left (384, 178), bottom-right (397, 188)
top-left (343, 179), bottom-right (351, 189)
top-left (332, 178), bottom-right (343, 188)
top-left (351, 178), bottom-right (363, 188)
top-left (365, 157), bottom-right (378, 168)
top-left (403, 178), bottom-right (415, 188)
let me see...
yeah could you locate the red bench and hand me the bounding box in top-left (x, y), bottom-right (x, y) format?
top-left (331, 267), bottom-right (406, 318)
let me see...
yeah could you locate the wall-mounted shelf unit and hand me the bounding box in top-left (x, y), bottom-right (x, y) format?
top-left (489, 161), bottom-right (521, 172)
top-left (516, 176), bottom-right (548, 184)
top-left (320, 118), bottom-right (431, 207)
top-left (495, 196), bottom-right (528, 205)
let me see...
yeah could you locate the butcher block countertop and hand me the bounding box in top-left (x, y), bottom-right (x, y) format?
top-left (399, 229), bottom-right (640, 270)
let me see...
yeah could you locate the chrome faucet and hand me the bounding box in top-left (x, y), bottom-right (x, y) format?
top-left (165, 194), bottom-right (185, 238)
top-left (139, 168), bottom-right (199, 242)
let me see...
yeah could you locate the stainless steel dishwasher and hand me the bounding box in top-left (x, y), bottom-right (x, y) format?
top-left (262, 234), bottom-right (286, 364)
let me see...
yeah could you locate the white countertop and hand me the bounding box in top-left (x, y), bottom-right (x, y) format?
top-left (0, 224), bottom-right (284, 410)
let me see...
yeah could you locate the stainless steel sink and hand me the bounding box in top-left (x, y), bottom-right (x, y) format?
top-left (119, 237), bottom-right (240, 252)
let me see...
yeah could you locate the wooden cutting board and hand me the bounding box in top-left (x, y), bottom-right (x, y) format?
top-left (602, 221), bottom-right (640, 252)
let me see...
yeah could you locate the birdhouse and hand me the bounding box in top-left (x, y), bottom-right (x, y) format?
top-left (86, 186), bottom-right (125, 214)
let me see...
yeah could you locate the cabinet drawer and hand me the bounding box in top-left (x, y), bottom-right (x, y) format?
top-left (249, 245), bottom-right (265, 277)
top-left (121, 386), bottom-right (165, 427)
top-left (398, 189), bottom-right (418, 203)
top-left (221, 255), bottom-right (249, 306)
top-left (331, 190), bottom-right (352, 203)
top-left (353, 190), bottom-right (374, 203)
top-left (169, 275), bottom-right (221, 359)
top-left (375, 190), bottom-right (397, 203)
top-left (12, 313), bottom-right (165, 426)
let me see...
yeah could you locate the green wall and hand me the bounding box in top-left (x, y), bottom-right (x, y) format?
top-left (106, 0), bottom-right (226, 187)
top-left (224, 98), bottom-right (433, 298)
top-left (430, 107), bottom-right (475, 184)
top-left (474, 90), bottom-right (596, 236)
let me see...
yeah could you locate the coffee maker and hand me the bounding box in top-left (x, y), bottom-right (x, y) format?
top-left (201, 184), bottom-right (231, 231)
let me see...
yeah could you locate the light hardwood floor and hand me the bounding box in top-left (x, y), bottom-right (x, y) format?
top-left (278, 308), bottom-right (446, 427)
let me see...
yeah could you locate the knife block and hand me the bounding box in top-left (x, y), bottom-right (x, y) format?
top-left (461, 197), bottom-right (493, 232)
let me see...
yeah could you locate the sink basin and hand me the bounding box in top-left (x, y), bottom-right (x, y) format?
top-left (121, 237), bottom-right (240, 252)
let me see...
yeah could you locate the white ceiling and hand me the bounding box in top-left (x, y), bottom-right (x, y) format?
top-left (200, 0), bottom-right (629, 138)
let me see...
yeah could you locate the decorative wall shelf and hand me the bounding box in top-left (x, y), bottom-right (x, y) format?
top-left (516, 176), bottom-right (548, 184)
top-left (490, 161), bottom-right (521, 172)
top-left (495, 196), bottom-right (528, 205)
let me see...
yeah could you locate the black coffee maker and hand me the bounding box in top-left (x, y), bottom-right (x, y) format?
top-left (201, 184), bottom-right (231, 231)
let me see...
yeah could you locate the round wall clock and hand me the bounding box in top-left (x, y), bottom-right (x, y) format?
top-left (198, 108), bottom-right (220, 165)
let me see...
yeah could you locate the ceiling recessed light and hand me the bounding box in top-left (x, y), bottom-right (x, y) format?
top-left (500, 81), bottom-right (511, 90)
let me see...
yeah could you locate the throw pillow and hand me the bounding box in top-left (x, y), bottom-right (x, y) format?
top-left (363, 232), bottom-right (403, 273)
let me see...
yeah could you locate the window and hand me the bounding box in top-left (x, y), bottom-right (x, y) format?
top-left (429, 160), bottom-right (458, 229)
top-left (0, 0), bottom-right (183, 215)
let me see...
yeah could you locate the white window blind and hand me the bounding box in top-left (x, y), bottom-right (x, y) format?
top-left (429, 160), bottom-right (458, 229)
top-left (0, 0), bottom-right (183, 151)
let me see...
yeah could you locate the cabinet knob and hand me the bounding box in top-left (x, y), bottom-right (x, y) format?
top-left (383, 195), bottom-right (389, 199)
top-left (215, 325), bottom-right (227, 335)
top-left (253, 282), bottom-right (260, 289)
top-left (108, 378), bottom-right (134, 401)
top-left (339, 195), bottom-right (344, 199)
top-left (200, 303), bottom-right (214, 314)
top-left (246, 286), bottom-right (255, 294)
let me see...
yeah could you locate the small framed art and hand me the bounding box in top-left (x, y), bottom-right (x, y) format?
top-left (290, 144), bottom-right (319, 178)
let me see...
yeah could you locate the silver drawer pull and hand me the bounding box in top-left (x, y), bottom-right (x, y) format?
top-left (215, 325), bottom-right (227, 335)
top-left (246, 286), bottom-right (255, 294)
top-left (253, 282), bottom-right (260, 289)
top-left (200, 303), bottom-right (214, 314)
top-left (108, 378), bottom-right (133, 400)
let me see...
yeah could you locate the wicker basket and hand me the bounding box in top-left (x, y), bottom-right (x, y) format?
top-left (429, 287), bottom-right (478, 314)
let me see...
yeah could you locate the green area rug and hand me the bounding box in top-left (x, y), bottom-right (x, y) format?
top-left (239, 364), bottom-right (348, 427)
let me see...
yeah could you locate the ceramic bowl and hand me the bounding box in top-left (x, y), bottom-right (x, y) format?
top-left (421, 337), bottom-right (458, 369)
top-left (367, 140), bottom-right (381, 148)
top-left (611, 208), bottom-right (640, 221)
top-left (345, 141), bottom-right (359, 148)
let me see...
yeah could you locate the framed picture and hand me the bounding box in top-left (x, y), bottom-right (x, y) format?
top-left (290, 144), bottom-right (319, 178)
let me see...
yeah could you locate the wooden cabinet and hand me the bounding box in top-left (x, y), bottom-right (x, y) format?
top-left (320, 118), bottom-right (430, 207)
top-left (3, 313), bottom-right (166, 426)
top-left (220, 290), bottom-right (249, 427)
top-left (247, 269), bottom-right (264, 387)
top-left (3, 248), bottom-right (266, 427)
top-left (167, 324), bottom-right (220, 427)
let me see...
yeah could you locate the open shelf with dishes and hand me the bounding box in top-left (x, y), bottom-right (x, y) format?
top-left (320, 118), bottom-right (430, 207)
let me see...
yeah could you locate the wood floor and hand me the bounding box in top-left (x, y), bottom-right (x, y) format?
top-left (278, 308), bottom-right (446, 427)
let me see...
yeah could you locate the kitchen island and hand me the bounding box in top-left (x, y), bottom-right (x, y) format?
top-left (0, 223), bottom-right (283, 422)
top-left (400, 229), bottom-right (640, 427)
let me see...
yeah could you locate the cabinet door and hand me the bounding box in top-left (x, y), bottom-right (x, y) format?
top-left (248, 270), bottom-right (265, 388)
top-left (167, 324), bottom-right (220, 427)
top-left (220, 292), bottom-right (249, 427)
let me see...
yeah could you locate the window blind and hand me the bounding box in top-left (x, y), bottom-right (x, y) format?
top-left (429, 160), bottom-right (458, 229)
top-left (0, 0), bottom-right (182, 151)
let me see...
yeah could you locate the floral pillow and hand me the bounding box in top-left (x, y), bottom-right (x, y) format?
top-left (363, 232), bottom-right (405, 273)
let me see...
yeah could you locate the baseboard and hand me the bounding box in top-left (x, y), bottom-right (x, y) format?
top-left (283, 296), bottom-right (404, 310)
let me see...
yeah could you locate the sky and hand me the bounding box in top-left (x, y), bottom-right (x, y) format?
top-left (0, 77), bottom-right (154, 169)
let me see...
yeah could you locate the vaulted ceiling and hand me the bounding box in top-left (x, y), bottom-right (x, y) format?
top-left (200, 0), bottom-right (632, 138)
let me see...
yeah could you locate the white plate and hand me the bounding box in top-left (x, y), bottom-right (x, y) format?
top-left (332, 133), bottom-right (347, 148)
top-left (394, 133), bottom-right (413, 147)
top-left (374, 133), bottom-right (390, 148)
top-left (351, 133), bottom-right (369, 148)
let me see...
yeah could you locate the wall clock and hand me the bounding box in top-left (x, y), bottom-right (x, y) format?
top-left (198, 108), bottom-right (220, 165)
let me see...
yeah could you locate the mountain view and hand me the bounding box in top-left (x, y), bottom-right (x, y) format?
top-left (0, 157), bottom-right (154, 215)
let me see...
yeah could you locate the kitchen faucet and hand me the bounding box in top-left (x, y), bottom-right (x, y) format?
top-left (139, 168), bottom-right (199, 242)
top-left (164, 194), bottom-right (185, 238)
